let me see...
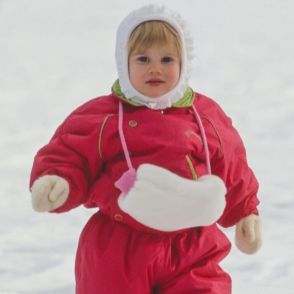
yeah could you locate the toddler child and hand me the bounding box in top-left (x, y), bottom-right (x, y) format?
top-left (30, 5), bottom-right (262, 293)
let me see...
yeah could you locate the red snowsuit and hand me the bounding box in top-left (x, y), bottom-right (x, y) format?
top-left (30, 91), bottom-right (259, 293)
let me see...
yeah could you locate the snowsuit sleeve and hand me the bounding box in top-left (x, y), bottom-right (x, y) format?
top-left (29, 105), bottom-right (104, 213)
top-left (210, 107), bottom-right (259, 228)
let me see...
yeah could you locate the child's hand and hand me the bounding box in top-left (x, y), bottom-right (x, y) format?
top-left (235, 214), bottom-right (262, 254)
top-left (31, 175), bottom-right (69, 212)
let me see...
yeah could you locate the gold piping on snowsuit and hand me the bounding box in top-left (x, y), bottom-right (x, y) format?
top-left (98, 114), bottom-right (112, 159)
top-left (185, 154), bottom-right (198, 180)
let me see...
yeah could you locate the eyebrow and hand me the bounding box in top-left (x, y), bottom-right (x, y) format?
top-left (131, 52), bottom-right (179, 57)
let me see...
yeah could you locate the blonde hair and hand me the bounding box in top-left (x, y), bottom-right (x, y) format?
top-left (128, 21), bottom-right (182, 58)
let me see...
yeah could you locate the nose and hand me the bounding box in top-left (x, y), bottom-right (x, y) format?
top-left (148, 61), bottom-right (162, 75)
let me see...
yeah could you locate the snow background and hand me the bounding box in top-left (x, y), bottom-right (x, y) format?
top-left (0, 0), bottom-right (293, 293)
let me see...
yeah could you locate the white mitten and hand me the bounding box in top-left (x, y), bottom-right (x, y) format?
top-left (235, 214), bottom-right (262, 254)
top-left (31, 175), bottom-right (69, 212)
top-left (118, 164), bottom-right (226, 231)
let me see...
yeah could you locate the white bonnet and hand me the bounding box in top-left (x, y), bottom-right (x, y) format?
top-left (115, 5), bottom-right (194, 109)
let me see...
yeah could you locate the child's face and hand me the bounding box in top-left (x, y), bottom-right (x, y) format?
top-left (129, 45), bottom-right (180, 98)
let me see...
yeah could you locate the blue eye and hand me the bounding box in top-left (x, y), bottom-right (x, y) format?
top-left (137, 56), bottom-right (149, 63)
top-left (161, 56), bottom-right (173, 63)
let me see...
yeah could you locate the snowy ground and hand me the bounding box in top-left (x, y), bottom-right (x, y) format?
top-left (0, 0), bottom-right (293, 293)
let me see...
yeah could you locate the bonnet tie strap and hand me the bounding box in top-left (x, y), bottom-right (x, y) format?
top-left (114, 102), bottom-right (136, 193)
top-left (118, 101), bottom-right (134, 171)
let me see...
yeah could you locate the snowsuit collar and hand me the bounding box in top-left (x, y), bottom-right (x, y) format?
top-left (112, 79), bottom-right (195, 108)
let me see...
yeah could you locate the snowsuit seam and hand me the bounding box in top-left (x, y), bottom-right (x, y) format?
top-left (202, 115), bottom-right (224, 157)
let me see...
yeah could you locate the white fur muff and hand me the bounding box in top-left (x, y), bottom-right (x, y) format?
top-left (31, 175), bottom-right (69, 212)
top-left (118, 164), bottom-right (227, 232)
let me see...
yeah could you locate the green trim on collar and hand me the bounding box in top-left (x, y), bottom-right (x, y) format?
top-left (111, 80), bottom-right (195, 108)
top-left (173, 87), bottom-right (195, 108)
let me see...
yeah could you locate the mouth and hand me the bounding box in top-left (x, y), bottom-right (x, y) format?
top-left (146, 79), bottom-right (165, 87)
